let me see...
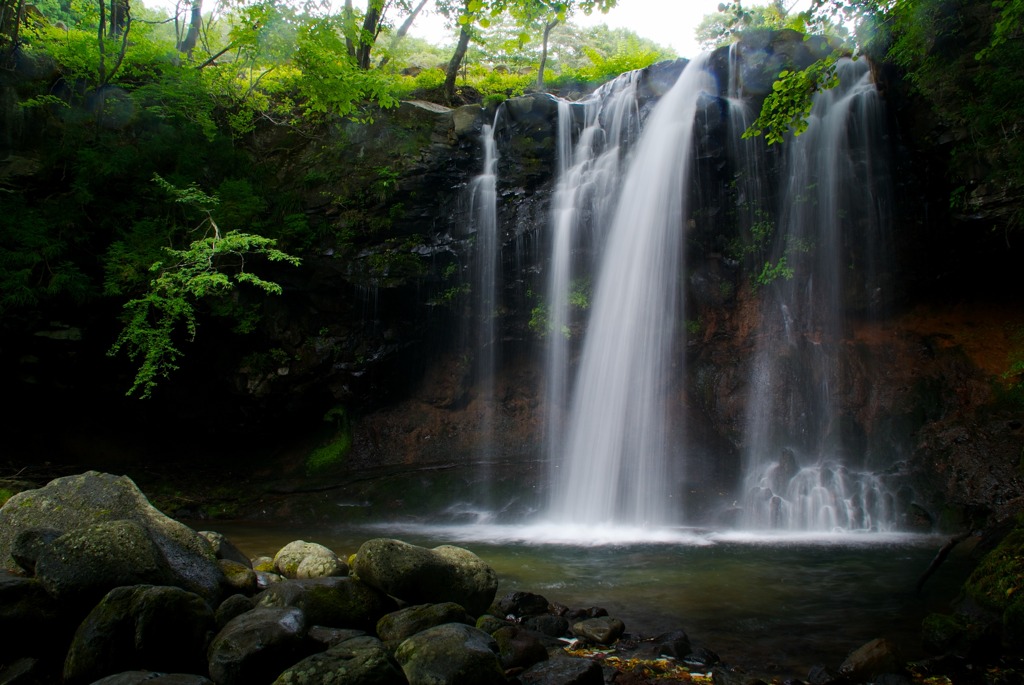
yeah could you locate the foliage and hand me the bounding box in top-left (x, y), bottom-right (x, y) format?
top-left (743, 55), bottom-right (840, 145)
top-left (107, 176), bottom-right (300, 398)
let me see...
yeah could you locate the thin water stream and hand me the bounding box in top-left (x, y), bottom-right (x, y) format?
top-left (200, 521), bottom-right (968, 679)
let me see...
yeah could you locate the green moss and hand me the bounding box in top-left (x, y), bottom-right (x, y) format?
top-left (0, 488), bottom-right (14, 506)
top-left (964, 528), bottom-right (1024, 614)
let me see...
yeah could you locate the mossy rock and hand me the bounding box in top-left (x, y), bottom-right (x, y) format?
top-left (964, 528), bottom-right (1024, 614)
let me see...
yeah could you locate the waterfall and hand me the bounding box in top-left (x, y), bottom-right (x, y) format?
top-left (543, 73), bottom-right (641, 493)
top-left (740, 58), bottom-right (894, 531)
top-left (470, 114), bottom-right (501, 495)
top-left (546, 55), bottom-right (714, 527)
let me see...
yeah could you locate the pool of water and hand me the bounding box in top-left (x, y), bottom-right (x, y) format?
top-left (198, 521), bottom-right (971, 679)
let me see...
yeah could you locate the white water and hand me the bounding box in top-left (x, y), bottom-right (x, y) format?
top-left (470, 117), bottom-right (501, 497)
top-left (741, 59), bottom-right (894, 531)
top-left (547, 56), bottom-right (715, 527)
top-left (543, 74), bottom-right (641, 491)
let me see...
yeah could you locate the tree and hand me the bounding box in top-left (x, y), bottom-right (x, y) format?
top-left (108, 175), bottom-right (300, 399)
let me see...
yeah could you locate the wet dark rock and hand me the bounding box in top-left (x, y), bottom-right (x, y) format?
top-left (493, 625), bottom-right (549, 670)
top-left (497, 590), bottom-right (550, 617)
top-left (273, 635), bottom-right (404, 685)
top-left (523, 614), bottom-right (569, 638)
top-left (517, 656), bottom-right (603, 685)
top-left (256, 576), bottom-right (397, 632)
top-left (570, 617), bottom-right (625, 645)
top-left (207, 606), bottom-right (312, 685)
top-left (476, 613), bottom-right (513, 634)
top-left (219, 560), bottom-right (258, 595)
top-left (838, 638), bottom-right (902, 681)
top-left (393, 622), bottom-right (505, 685)
top-left (63, 584), bottom-right (215, 685)
top-left (633, 629), bottom-right (691, 659)
top-left (215, 594), bottom-right (255, 630)
top-left (376, 601), bottom-right (473, 646)
top-left (684, 647), bottom-right (721, 668)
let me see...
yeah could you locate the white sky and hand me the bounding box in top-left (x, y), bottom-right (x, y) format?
top-left (407, 0), bottom-right (738, 59)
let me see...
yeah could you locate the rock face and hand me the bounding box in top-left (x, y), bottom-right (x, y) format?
top-left (353, 538), bottom-right (499, 616)
top-left (0, 472), bottom-right (225, 605)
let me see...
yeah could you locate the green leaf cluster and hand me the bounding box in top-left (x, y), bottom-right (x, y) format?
top-left (107, 176), bottom-right (300, 399)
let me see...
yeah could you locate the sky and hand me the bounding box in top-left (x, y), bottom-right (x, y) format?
top-left (408, 0), bottom-right (731, 59)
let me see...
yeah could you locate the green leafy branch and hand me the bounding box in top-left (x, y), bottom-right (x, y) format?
top-left (108, 175), bottom-right (300, 399)
top-left (743, 53), bottom-right (840, 145)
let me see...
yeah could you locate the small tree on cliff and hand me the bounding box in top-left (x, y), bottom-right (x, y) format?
top-left (108, 176), bottom-right (300, 399)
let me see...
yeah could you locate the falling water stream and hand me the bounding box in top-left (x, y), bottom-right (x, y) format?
top-left (740, 58), bottom-right (895, 531)
top-left (547, 55), bottom-right (715, 528)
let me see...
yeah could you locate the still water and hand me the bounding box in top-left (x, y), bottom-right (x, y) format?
top-left (201, 521), bottom-right (969, 678)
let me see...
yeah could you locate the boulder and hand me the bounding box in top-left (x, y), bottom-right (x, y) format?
top-left (522, 614), bottom-right (568, 638)
top-left (394, 623), bottom-right (505, 685)
top-left (219, 560), bottom-right (258, 595)
top-left (496, 590), bottom-right (549, 618)
top-left (376, 602), bottom-right (474, 645)
top-left (571, 617), bottom-right (625, 645)
top-left (517, 656), bottom-right (603, 685)
top-left (35, 520), bottom-right (169, 607)
top-left (838, 637), bottom-right (902, 681)
top-left (273, 540), bottom-right (347, 579)
top-left (0, 472), bottom-right (225, 605)
top-left (492, 625), bottom-right (549, 670)
top-left (207, 606), bottom-right (311, 685)
top-left (354, 538), bottom-right (498, 616)
top-left (215, 594), bottom-right (255, 631)
top-left (256, 576), bottom-right (396, 632)
top-left (63, 585), bottom-right (215, 685)
top-left (273, 636), bottom-right (405, 685)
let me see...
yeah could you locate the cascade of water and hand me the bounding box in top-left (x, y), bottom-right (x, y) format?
top-left (546, 56), bottom-right (714, 527)
top-left (740, 58), bottom-right (894, 531)
top-left (543, 74), bottom-right (641, 485)
top-left (470, 113), bottom-right (501, 491)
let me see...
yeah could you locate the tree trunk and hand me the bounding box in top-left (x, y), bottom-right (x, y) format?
top-left (537, 18), bottom-right (558, 90)
top-left (0, 0), bottom-right (26, 63)
top-left (109, 0), bottom-right (128, 37)
top-left (378, 0), bottom-right (429, 69)
top-left (443, 25), bottom-right (471, 104)
top-left (343, 0), bottom-right (355, 58)
top-left (356, 0), bottom-right (381, 70)
top-left (176, 0), bottom-right (201, 54)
